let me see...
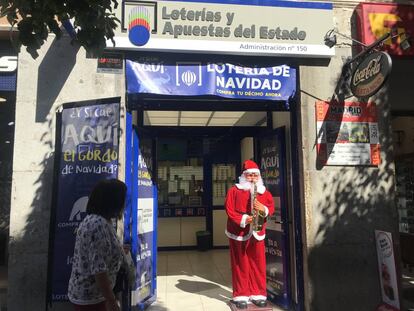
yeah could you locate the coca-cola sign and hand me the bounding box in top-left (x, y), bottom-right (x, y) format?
top-left (350, 51), bottom-right (392, 98)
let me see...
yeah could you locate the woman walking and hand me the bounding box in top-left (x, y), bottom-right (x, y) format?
top-left (68, 179), bottom-right (127, 311)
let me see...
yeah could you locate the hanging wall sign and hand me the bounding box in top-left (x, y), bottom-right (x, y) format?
top-left (350, 51), bottom-right (392, 98)
top-left (126, 59), bottom-right (296, 103)
top-left (356, 2), bottom-right (414, 56)
top-left (316, 101), bottom-right (380, 166)
top-left (50, 99), bottom-right (120, 301)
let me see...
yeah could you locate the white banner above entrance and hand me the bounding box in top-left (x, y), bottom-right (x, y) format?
top-left (110, 0), bottom-right (335, 58)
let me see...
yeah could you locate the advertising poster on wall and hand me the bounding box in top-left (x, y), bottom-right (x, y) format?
top-left (97, 52), bottom-right (124, 74)
top-left (375, 230), bottom-right (400, 311)
top-left (315, 101), bottom-right (380, 166)
top-left (259, 128), bottom-right (289, 307)
top-left (49, 99), bottom-right (120, 301)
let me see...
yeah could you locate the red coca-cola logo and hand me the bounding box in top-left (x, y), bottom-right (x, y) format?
top-left (350, 51), bottom-right (392, 98)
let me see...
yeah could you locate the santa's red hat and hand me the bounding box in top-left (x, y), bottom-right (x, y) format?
top-left (242, 159), bottom-right (260, 175)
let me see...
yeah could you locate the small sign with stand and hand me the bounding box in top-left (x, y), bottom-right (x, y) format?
top-left (375, 230), bottom-right (400, 311)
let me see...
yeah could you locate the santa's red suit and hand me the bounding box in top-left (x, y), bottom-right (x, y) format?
top-left (225, 160), bottom-right (275, 304)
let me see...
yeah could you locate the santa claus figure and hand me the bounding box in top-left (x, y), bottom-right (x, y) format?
top-left (225, 159), bottom-right (274, 309)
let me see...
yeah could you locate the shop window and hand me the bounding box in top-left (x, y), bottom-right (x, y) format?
top-left (392, 116), bottom-right (414, 268)
top-left (392, 116), bottom-right (414, 233)
top-left (396, 161), bottom-right (414, 233)
top-left (212, 164), bottom-right (236, 206)
top-left (157, 138), bottom-right (205, 217)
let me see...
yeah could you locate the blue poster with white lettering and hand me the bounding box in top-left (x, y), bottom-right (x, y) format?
top-left (129, 130), bottom-right (157, 310)
top-left (50, 99), bottom-right (120, 301)
top-left (126, 59), bottom-right (296, 104)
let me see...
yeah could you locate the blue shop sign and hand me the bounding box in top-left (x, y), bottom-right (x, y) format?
top-left (0, 56), bottom-right (17, 91)
top-left (126, 59), bottom-right (296, 103)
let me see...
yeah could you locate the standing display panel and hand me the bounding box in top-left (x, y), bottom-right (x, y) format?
top-left (125, 116), bottom-right (157, 310)
top-left (258, 127), bottom-right (291, 309)
top-left (48, 98), bottom-right (120, 302)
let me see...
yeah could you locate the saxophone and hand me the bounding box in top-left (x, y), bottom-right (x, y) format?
top-left (251, 182), bottom-right (266, 231)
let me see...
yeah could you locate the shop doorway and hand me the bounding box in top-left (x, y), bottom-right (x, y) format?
top-left (155, 134), bottom-right (240, 249)
top-left (139, 110), bottom-right (269, 248)
top-left (125, 107), bottom-right (301, 310)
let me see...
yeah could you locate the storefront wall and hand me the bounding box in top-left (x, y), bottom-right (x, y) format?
top-left (299, 5), bottom-right (399, 311)
top-left (6, 2), bottom-right (403, 311)
top-left (7, 36), bottom-right (125, 310)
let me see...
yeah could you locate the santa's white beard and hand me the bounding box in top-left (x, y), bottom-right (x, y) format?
top-left (236, 175), bottom-right (266, 194)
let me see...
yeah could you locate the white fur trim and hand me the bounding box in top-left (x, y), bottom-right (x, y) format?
top-left (240, 214), bottom-right (249, 228)
top-left (233, 296), bottom-right (250, 302)
top-left (243, 168), bottom-right (260, 175)
top-left (235, 183), bottom-right (249, 190)
top-left (252, 231), bottom-right (266, 240)
top-left (225, 229), bottom-right (253, 241)
top-left (263, 205), bottom-right (269, 217)
top-left (257, 184), bottom-right (266, 194)
top-left (250, 295), bottom-right (267, 301)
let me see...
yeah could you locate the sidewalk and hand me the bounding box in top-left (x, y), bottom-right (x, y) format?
top-left (402, 264), bottom-right (414, 311)
top-left (0, 265), bottom-right (7, 311)
top-left (147, 250), bottom-right (285, 311)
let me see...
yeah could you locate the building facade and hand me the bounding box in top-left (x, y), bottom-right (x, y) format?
top-left (6, 0), bottom-right (413, 310)
top-left (0, 15), bottom-right (17, 311)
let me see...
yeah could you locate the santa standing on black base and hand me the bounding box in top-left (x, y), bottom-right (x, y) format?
top-left (225, 159), bottom-right (275, 309)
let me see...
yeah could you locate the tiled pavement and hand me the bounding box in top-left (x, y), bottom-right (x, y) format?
top-left (402, 264), bottom-right (414, 311)
top-left (147, 249), bottom-right (285, 311)
top-left (150, 250), bottom-right (414, 311)
top-left (0, 266), bottom-right (6, 311)
top-left (3, 250), bottom-right (413, 310)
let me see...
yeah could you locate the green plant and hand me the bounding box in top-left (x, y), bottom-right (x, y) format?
top-left (0, 0), bottom-right (120, 58)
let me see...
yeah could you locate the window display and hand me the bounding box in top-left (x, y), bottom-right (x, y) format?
top-left (212, 164), bottom-right (236, 206)
top-left (395, 159), bottom-right (414, 233)
top-left (157, 137), bottom-right (205, 217)
top-left (158, 159), bottom-right (204, 207)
